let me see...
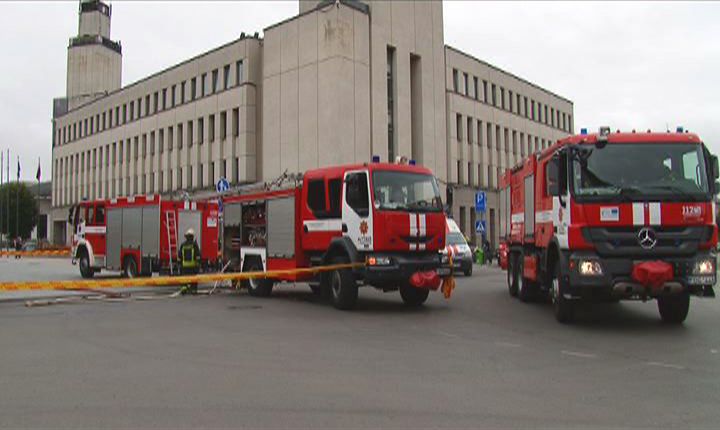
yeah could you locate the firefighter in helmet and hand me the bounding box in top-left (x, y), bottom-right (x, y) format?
top-left (178, 228), bottom-right (201, 294)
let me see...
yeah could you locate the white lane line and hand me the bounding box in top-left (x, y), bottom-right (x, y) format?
top-left (435, 330), bottom-right (460, 339)
top-left (561, 350), bottom-right (597, 359)
top-left (646, 361), bottom-right (686, 370)
top-left (495, 341), bottom-right (522, 348)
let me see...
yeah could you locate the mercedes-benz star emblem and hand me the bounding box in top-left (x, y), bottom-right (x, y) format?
top-left (637, 227), bottom-right (657, 249)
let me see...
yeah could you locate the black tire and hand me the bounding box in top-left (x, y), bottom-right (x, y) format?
top-left (329, 256), bottom-right (358, 310)
top-left (657, 293), bottom-right (690, 324)
top-left (309, 283), bottom-right (322, 296)
top-left (464, 264), bottom-right (473, 277)
top-left (517, 253), bottom-right (536, 303)
top-left (550, 262), bottom-right (574, 323)
top-left (243, 259), bottom-right (273, 297)
top-left (399, 284), bottom-right (430, 307)
top-left (78, 250), bottom-right (94, 279)
top-left (123, 256), bottom-right (138, 279)
top-left (507, 253), bottom-right (518, 297)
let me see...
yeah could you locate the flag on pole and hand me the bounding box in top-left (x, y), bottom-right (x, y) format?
top-left (36, 157), bottom-right (41, 182)
top-left (17, 156), bottom-right (21, 181)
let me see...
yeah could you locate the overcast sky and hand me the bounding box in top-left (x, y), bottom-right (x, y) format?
top-left (0, 1), bottom-right (719, 181)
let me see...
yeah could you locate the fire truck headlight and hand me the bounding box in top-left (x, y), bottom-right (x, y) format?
top-left (578, 260), bottom-right (603, 276)
top-left (368, 256), bottom-right (392, 266)
top-left (694, 259), bottom-right (715, 275)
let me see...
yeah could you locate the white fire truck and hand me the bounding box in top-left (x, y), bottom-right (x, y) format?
top-left (69, 195), bottom-right (220, 278)
top-left (220, 160), bottom-right (450, 310)
top-left (500, 128), bottom-right (718, 324)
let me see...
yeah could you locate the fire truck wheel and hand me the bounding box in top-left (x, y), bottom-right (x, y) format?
top-left (507, 253), bottom-right (518, 297)
top-left (330, 257), bottom-right (358, 310)
top-left (551, 263), bottom-right (575, 323)
top-left (79, 251), bottom-right (94, 279)
top-left (399, 284), bottom-right (430, 307)
top-left (123, 256), bottom-right (139, 279)
top-left (244, 260), bottom-right (273, 297)
top-left (657, 293), bottom-right (690, 324)
top-left (517, 256), bottom-right (531, 302)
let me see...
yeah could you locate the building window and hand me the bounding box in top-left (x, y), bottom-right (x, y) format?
top-left (236, 60), bottom-right (244, 86)
top-left (188, 166), bottom-right (193, 189)
top-left (177, 168), bottom-right (182, 189)
top-left (222, 160), bottom-right (227, 179)
top-left (129, 102), bottom-right (134, 121)
top-left (491, 84), bottom-right (497, 106)
top-left (512, 130), bottom-right (517, 155)
top-left (198, 118), bottom-right (204, 144)
top-left (463, 72), bottom-right (469, 96)
top-left (199, 164), bottom-right (204, 188)
top-left (162, 88), bottom-right (167, 110)
top-left (232, 108), bottom-right (239, 137)
top-left (150, 132), bottom-right (156, 156)
top-left (524, 97), bottom-right (528, 118)
top-left (201, 73), bottom-right (207, 97)
top-left (452, 69), bottom-right (459, 92)
top-left (456, 114), bottom-right (462, 141)
top-left (102, 112), bottom-right (106, 130)
top-left (478, 164), bottom-right (483, 187)
top-left (459, 207), bottom-right (466, 236)
top-left (191, 78), bottom-right (197, 100)
top-left (477, 120), bottom-right (483, 147)
top-left (212, 69), bottom-right (218, 94)
top-left (483, 80), bottom-right (488, 103)
top-left (159, 129), bottom-right (164, 153)
top-left (508, 91), bottom-right (513, 112)
top-left (387, 46), bottom-right (396, 162)
top-left (504, 128), bottom-right (509, 153)
top-left (486, 123), bottom-right (492, 149)
top-left (180, 81), bottom-right (186, 104)
top-left (122, 104), bottom-right (127, 123)
top-left (467, 162), bottom-right (472, 186)
top-left (500, 87), bottom-right (505, 110)
top-left (467, 117), bottom-right (473, 145)
top-left (177, 123), bottom-right (183, 149)
top-left (545, 105), bottom-right (549, 125)
top-left (188, 121), bottom-right (194, 148)
top-left (516, 94), bottom-right (521, 114)
top-left (223, 65), bottom-right (230, 90)
top-left (209, 114), bottom-right (215, 142)
top-left (171, 85), bottom-right (176, 107)
top-left (168, 126), bottom-right (173, 151)
top-left (496, 125), bottom-right (501, 151)
top-left (220, 111), bottom-right (227, 140)
top-left (115, 106), bottom-right (119, 125)
top-left (531, 100), bottom-right (535, 121)
top-left (210, 162), bottom-right (215, 185)
top-left (233, 157), bottom-right (239, 183)
top-left (456, 160), bottom-right (462, 184)
top-left (473, 76), bottom-right (478, 100)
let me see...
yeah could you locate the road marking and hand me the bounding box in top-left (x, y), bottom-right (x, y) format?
top-left (711, 349), bottom-right (718, 354)
top-left (495, 341), bottom-right (522, 348)
top-left (561, 350), bottom-right (597, 359)
top-left (435, 330), bottom-right (460, 339)
top-left (646, 361), bottom-right (685, 370)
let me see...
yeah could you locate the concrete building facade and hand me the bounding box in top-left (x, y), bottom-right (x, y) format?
top-left (50, 0), bottom-right (573, 249)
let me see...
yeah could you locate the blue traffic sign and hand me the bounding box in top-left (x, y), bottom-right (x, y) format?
top-left (475, 191), bottom-right (486, 213)
top-left (475, 220), bottom-right (486, 234)
top-left (216, 177), bottom-right (230, 193)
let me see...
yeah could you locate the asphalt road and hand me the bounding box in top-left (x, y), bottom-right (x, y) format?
top-left (1, 259), bottom-right (719, 429)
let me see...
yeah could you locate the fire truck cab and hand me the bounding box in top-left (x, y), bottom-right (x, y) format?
top-left (501, 128), bottom-right (718, 324)
top-left (69, 195), bottom-right (220, 278)
top-left (221, 161), bottom-right (449, 310)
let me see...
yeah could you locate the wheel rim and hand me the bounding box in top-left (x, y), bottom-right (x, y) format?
top-left (127, 261), bottom-right (136, 278)
top-left (551, 278), bottom-right (559, 304)
top-left (331, 271), bottom-right (342, 298)
top-left (249, 277), bottom-right (260, 290)
top-left (518, 273), bottom-right (524, 295)
top-left (80, 256), bottom-right (89, 273)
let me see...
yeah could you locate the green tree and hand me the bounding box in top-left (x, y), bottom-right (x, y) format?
top-left (0, 182), bottom-right (39, 239)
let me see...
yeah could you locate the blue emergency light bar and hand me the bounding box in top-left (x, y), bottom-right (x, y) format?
top-left (580, 128), bottom-right (588, 135)
top-left (371, 155), bottom-right (380, 163)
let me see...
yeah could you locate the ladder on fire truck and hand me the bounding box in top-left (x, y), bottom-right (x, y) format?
top-left (165, 211), bottom-right (179, 275)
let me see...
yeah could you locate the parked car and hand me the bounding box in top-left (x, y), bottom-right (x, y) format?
top-left (21, 239), bottom-right (38, 252)
top-left (441, 219), bottom-right (473, 276)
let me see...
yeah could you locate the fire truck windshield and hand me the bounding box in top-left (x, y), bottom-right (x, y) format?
top-left (372, 171), bottom-right (443, 212)
top-left (571, 142), bottom-right (710, 202)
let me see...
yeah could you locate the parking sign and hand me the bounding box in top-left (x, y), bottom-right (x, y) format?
top-left (475, 191), bottom-right (486, 213)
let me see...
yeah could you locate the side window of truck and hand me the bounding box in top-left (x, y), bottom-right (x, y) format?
top-left (95, 205), bottom-right (106, 224)
top-left (307, 179), bottom-right (327, 218)
top-left (345, 172), bottom-right (369, 217)
top-left (327, 178), bottom-right (342, 218)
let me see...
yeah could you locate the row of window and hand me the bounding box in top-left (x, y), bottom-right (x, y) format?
top-left (451, 68), bottom-right (572, 133)
top-left (455, 114), bottom-right (554, 155)
top-left (55, 153), bottom-right (243, 205)
top-left (55, 60), bottom-right (245, 147)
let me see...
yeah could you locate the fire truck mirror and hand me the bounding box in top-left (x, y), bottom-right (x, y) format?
top-left (710, 155), bottom-right (719, 179)
top-left (67, 206), bottom-right (75, 224)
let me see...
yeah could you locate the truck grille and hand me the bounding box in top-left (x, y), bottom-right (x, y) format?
top-left (582, 226), bottom-right (712, 257)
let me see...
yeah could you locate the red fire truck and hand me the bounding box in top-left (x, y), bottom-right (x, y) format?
top-left (220, 161), bottom-right (449, 309)
top-left (500, 128), bottom-right (718, 324)
top-left (69, 195), bottom-right (220, 278)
